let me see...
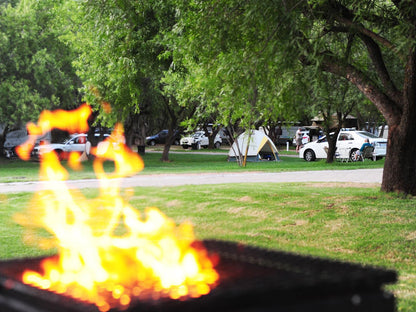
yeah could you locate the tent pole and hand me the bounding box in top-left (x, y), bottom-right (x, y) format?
top-left (243, 131), bottom-right (252, 167)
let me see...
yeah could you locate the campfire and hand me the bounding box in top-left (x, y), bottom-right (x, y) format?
top-left (13, 104), bottom-right (218, 312)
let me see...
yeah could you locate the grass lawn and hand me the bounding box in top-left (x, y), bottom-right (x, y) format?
top-left (0, 146), bottom-right (385, 183)
top-left (0, 183), bottom-right (414, 311)
top-left (0, 148), bottom-right (413, 311)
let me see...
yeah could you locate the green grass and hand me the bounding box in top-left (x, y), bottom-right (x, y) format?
top-left (0, 148), bottom-right (384, 182)
top-left (0, 149), bottom-right (407, 309)
top-left (0, 184), bottom-right (414, 311)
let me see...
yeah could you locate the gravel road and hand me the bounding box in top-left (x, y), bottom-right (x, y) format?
top-left (0, 168), bottom-right (383, 193)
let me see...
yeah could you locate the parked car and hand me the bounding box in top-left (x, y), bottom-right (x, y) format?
top-left (3, 146), bottom-right (17, 159)
top-left (146, 130), bottom-right (181, 146)
top-left (33, 133), bottom-right (88, 158)
top-left (299, 130), bottom-right (387, 162)
top-left (33, 133), bottom-right (109, 159)
top-left (180, 131), bottom-right (222, 149)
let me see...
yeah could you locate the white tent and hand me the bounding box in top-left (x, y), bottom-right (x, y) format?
top-left (228, 130), bottom-right (280, 162)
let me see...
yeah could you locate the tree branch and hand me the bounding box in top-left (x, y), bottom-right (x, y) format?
top-left (336, 15), bottom-right (401, 58)
top-left (318, 1), bottom-right (405, 61)
top-left (392, 0), bottom-right (416, 25)
top-left (319, 54), bottom-right (402, 125)
top-left (357, 33), bottom-right (403, 105)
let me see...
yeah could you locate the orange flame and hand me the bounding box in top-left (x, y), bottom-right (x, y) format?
top-left (16, 104), bottom-right (92, 160)
top-left (15, 104), bottom-right (218, 311)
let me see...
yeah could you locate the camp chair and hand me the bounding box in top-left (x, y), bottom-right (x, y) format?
top-left (359, 145), bottom-right (375, 162)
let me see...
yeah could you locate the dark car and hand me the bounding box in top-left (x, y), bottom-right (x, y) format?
top-left (146, 130), bottom-right (181, 146)
top-left (3, 146), bottom-right (17, 159)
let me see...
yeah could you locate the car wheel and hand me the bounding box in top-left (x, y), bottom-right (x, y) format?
top-left (182, 145), bottom-right (188, 149)
top-left (214, 142), bottom-right (221, 149)
top-left (149, 140), bottom-right (156, 146)
top-left (304, 149), bottom-right (316, 162)
top-left (350, 148), bottom-right (359, 162)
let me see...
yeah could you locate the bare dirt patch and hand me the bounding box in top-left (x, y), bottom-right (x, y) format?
top-left (166, 199), bottom-right (182, 207)
top-left (237, 195), bottom-right (252, 202)
top-left (406, 231), bottom-right (416, 240)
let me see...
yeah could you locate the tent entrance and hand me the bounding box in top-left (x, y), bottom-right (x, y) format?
top-left (228, 130), bottom-right (280, 162)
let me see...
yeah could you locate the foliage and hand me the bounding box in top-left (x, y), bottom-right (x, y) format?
top-left (0, 0), bottom-right (81, 130)
top-left (168, 0), bottom-right (306, 132)
top-left (72, 0), bottom-right (175, 123)
top-left (72, 0), bottom-right (196, 162)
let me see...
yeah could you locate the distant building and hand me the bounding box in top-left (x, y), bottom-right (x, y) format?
top-left (311, 113), bottom-right (358, 129)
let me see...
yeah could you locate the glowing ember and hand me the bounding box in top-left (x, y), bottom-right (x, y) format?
top-left (15, 104), bottom-right (218, 311)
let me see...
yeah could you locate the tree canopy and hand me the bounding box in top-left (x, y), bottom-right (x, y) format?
top-left (2, 0), bottom-right (416, 194)
top-left (72, 0), bottom-right (196, 160)
top-left (171, 0), bottom-right (416, 195)
top-left (0, 0), bottom-right (81, 130)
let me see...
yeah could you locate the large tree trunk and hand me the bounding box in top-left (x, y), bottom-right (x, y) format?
top-left (161, 128), bottom-right (177, 162)
top-left (205, 127), bottom-right (220, 149)
top-left (134, 115), bottom-right (147, 156)
top-left (382, 120), bottom-right (416, 195)
top-left (326, 133), bottom-right (337, 163)
top-left (0, 124), bottom-right (9, 156)
top-left (320, 51), bottom-right (416, 195)
top-left (161, 142), bottom-right (172, 162)
top-left (124, 114), bottom-right (140, 148)
top-left (0, 124), bottom-right (9, 157)
top-left (381, 49), bottom-right (416, 196)
top-left (381, 47), bottom-right (416, 195)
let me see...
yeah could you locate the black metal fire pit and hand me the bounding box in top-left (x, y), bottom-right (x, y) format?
top-left (0, 240), bottom-right (397, 312)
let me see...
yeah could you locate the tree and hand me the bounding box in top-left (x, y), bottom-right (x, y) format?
top-left (309, 71), bottom-right (367, 162)
top-left (302, 1), bottom-right (416, 195)
top-left (72, 0), bottom-right (161, 147)
top-left (0, 0), bottom-right (81, 155)
top-left (174, 0), bottom-right (416, 195)
top-left (73, 0), bottom-right (195, 161)
top-left (169, 0), bottom-right (306, 150)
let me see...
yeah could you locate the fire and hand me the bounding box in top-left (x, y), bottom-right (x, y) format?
top-left (16, 104), bottom-right (92, 161)
top-left (15, 104), bottom-right (218, 311)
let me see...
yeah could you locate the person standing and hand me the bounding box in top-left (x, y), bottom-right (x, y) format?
top-left (295, 127), bottom-right (302, 153)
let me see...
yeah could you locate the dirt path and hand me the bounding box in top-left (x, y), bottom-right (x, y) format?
top-left (0, 169), bottom-right (383, 193)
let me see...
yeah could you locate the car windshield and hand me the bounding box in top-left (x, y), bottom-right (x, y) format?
top-left (356, 131), bottom-right (379, 139)
top-left (317, 136), bottom-right (327, 143)
top-left (192, 132), bottom-right (203, 138)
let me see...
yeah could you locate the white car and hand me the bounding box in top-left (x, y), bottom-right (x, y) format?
top-left (33, 133), bottom-right (109, 158)
top-left (33, 133), bottom-right (88, 157)
top-left (299, 130), bottom-right (387, 162)
top-left (180, 131), bottom-right (222, 149)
